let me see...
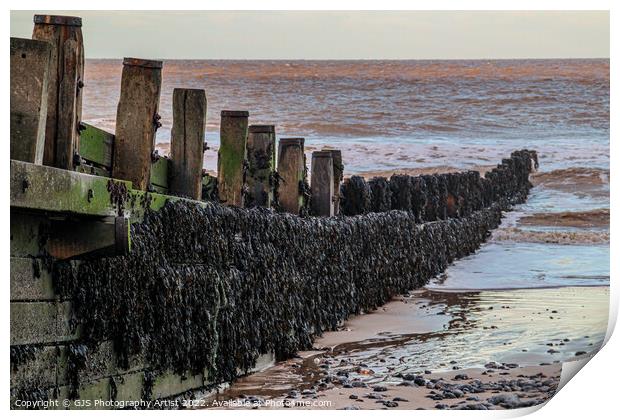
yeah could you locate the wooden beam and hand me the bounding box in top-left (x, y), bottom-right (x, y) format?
top-left (323, 149), bottom-right (343, 215)
top-left (10, 37), bottom-right (51, 164)
top-left (112, 58), bottom-right (162, 191)
top-left (79, 123), bottom-right (114, 169)
top-left (246, 125), bottom-right (276, 207)
top-left (170, 88), bottom-right (207, 199)
top-left (217, 110), bottom-right (248, 206)
top-left (310, 151), bottom-right (335, 216)
top-left (45, 216), bottom-right (130, 260)
top-left (32, 14), bottom-right (84, 170)
top-left (277, 138), bottom-right (306, 215)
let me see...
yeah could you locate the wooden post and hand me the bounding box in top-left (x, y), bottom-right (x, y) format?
top-left (169, 88), bottom-right (207, 199)
top-left (10, 37), bottom-right (51, 164)
top-left (277, 138), bottom-right (306, 215)
top-left (311, 151), bottom-right (335, 216)
top-left (112, 58), bottom-right (163, 191)
top-left (217, 110), bottom-right (249, 206)
top-left (323, 149), bottom-right (343, 215)
top-left (32, 14), bottom-right (84, 170)
top-left (246, 125), bottom-right (276, 207)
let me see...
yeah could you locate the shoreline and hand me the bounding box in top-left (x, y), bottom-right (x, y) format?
top-left (203, 285), bottom-right (605, 410)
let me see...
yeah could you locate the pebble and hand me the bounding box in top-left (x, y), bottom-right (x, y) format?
top-left (373, 386), bottom-right (388, 392)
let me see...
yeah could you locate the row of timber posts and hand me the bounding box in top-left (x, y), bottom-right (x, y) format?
top-left (10, 12), bottom-right (348, 405)
top-left (11, 13), bottom-right (345, 215)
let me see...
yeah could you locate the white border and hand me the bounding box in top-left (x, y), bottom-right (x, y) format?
top-left (3, 1), bottom-right (615, 418)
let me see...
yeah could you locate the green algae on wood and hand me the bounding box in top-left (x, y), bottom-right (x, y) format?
top-left (149, 156), bottom-right (170, 191)
top-left (217, 110), bottom-right (248, 206)
top-left (79, 123), bottom-right (114, 169)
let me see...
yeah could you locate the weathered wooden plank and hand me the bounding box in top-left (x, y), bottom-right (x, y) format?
top-left (79, 123), bottom-right (114, 169)
top-left (112, 58), bottom-right (163, 191)
top-left (10, 37), bottom-right (51, 164)
top-left (55, 378), bottom-right (112, 409)
top-left (310, 151), bottom-right (334, 216)
top-left (10, 159), bottom-right (125, 218)
top-left (246, 125), bottom-right (276, 207)
top-left (10, 257), bottom-right (55, 301)
top-left (10, 301), bottom-right (76, 345)
top-left (75, 163), bottom-right (110, 177)
top-left (10, 212), bottom-right (47, 258)
top-left (277, 138), bottom-right (306, 215)
top-left (11, 159), bottom-right (205, 223)
top-left (217, 110), bottom-right (249, 206)
top-left (112, 371), bottom-right (144, 403)
top-left (324, 149), bottom-right (344, 215)
top-left (45, 217), bottom-right (130, 260)
top-left (201, 173), bottom-right (218, 202)
top-left (170, 88), bottom-right (207, 199)
top-left (150, 371), bottom-right (205, 401)
top-left (10, 345), bottom-right (58, 392)
top-left (56, 341), bottom-right (145, 388)
top-left (150, 156), bottom-right (170, 190)
top-left (32, 14), bottom-right (84, 169)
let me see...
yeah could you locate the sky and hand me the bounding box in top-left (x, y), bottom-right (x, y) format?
top-left (10, 10), bottom-right (609, 59)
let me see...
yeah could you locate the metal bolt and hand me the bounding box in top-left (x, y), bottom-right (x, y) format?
top-left (73, 152), bottom-right (82, 167)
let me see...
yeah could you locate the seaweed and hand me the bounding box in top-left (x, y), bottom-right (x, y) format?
top-left (46, 150), bottom-right (537, 401)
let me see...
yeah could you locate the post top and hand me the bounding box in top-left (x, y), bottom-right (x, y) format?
top-left (249, 125), bottom-right (275, 133)
top-left (312, 150), bottom-right (334, 158)
top-left (279, 138), bottom-right (305, 146)
top-left (123, 57), bottom-right (163, 69)
top-left (221, 110), bottom-right (249, 118)
top-left (34, 15), bottom-right (82, 27)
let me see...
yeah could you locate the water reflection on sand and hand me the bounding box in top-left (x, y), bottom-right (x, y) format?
top-left (209, 286), bottom-right (607, 402)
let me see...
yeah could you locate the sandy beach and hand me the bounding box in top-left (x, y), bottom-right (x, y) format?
top-left (203, 285), bottom-right (606, 410)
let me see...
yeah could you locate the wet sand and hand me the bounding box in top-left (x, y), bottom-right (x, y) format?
top-left (203, 286), bottom-right (606, 410)
top-left (518, 209), bottom-right (609, 229)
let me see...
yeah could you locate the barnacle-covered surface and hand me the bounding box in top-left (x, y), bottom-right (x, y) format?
top-left (12, 150), bottom-right (537, 404)
top-left (341, 150), bottom-right (538, 220)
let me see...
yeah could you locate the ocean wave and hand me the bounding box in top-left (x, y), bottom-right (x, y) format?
top-left (493, 227), bottom-right (609, 245)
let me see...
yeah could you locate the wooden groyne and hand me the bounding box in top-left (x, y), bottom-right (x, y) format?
top-left (10, 15), bottom-right (538, 409)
